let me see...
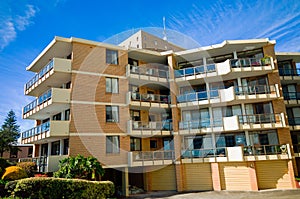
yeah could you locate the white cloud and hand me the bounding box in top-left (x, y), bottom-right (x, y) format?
top-left (168, 0), bottom-right (300, 50)
top-left (0, 19), bottom-right (17, 50)
top-left (0, 4), bottom-right (38, 51)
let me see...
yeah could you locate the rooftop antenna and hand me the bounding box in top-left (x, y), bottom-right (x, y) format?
top-left (163, 16), bottom-right (167, 41)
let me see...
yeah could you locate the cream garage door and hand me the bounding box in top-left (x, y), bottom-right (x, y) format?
top-left (185, 163), bottom-right (213, 191)
top-left (151, 165), bottom-right (176, 191)
top-left (256, 160), bottom-right (291, 189)
top-left (220, 162), bottom-right (252, 190)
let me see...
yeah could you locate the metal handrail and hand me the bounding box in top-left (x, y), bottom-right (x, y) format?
top-left (177, 90), bottom-right (219, 103)
top-left (129, 65), bottom-right (169, 78)
top-left (283, 92), bottom-right (300, 100)
top-left (174, 64), bottom-right (216, 78)
top-left (181, 147), bottom-right (226, 158)
top-left (279, 68), bottom-right (300, 76)
top-left (132, 150), bottom-right (175, 161)
top-left (25, 60), bottom-right (54, 90)
top-left (243, 144), bottom-right (287, 156)
top-left (230, 57), bottom-right (271, 68)
top-left (131, 92), bottom-right (170, 103)
top-left (238, 113), bottom-right (280, 124)
top-left (235, 85), bottom-right (275, 95)
top-left (132, 120), bottom-right (173, 131)
top-left (288, 117), bottom-right (300, 125)
top-left (22, 121), bottom-right (50, 139)
top-left (23, 89), bottom-right (52, 114)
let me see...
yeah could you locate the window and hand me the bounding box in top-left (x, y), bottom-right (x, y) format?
top-left (106, 49), bottom-right (118, 65)
top-left (106, 136), bottom-right (120, 153)
top-left (106, 106), bottom-right (119, 122)
top-left (53, 112), bottom-right (62, 121)
top-left (130, 138), bottom-right (141, 151)
top-left (65, 109), bottom-right (70, 120)
top-left (150, 140), bottom-right (157, 148)
top-left (51, 141), bottom-right (60, 155)
top-left (28, 147), bottom-right (33, 157)
top-left (106, 78), bottom-right (118, 93)
top-left (63, 139), bottom-right (69, 155)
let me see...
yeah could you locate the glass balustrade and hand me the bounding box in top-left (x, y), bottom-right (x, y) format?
top-left (22, 121), bottom-right (50, 139)
top-left (23, 89), bottom-right (52, 114)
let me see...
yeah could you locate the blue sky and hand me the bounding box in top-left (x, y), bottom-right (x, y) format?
top-left (0, 0), bottom-right (299, 132)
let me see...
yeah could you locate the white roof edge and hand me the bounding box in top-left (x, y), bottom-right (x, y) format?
top-left (71, 37), bottom-right (126, 50)
top-left (127, 47), bottom-right (164, 56)
top-left (175, 38), bottom-right (275, 56)
top-left (275, 52), bottom-right (300, 56)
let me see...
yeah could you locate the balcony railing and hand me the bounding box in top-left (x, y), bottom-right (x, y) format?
top-left (22, 121), bottom-right (50, 139)
top-left (175, 64), bottom-right (216, 78)
top-left (19, 156), bottom-right (48, 172)
top-left (25, 60), bottom-right (54, 90)
top-left (181, 147), bottom-right (226, 158)
top-left (235, 85), bottom-right (274, 95)
top-left (131, 92), bottom-right (170, 104)
top-left (179, 119), bottom-right (214, 130)
top-left (177, 90), bottom-right (219, 103)
top-left (132, 150), bottom-right (175, 161)
top-left (279, 68), bottom-right (300, 76)
top-left (283, 92), bottom-right (300, 100)
top-left (243, 144), bottom-right (287, 156)
top-left (238, 113), bottom-right (280, 124)
top-left (128, 65), bottom-right (169, 78)
top-left (230, 57), bottom-right (271, 68)
top-left (288, 117), bottom-right (300, 125)
top-left (23, 89), bottom-right (52, 114)
top-left (132, 120), bottom-right (173, 131)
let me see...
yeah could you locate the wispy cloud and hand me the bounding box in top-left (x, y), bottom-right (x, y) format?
top-left (0, 4), bottom-right (39, 50)
top-left (168, 0), bottom-right (300, 51)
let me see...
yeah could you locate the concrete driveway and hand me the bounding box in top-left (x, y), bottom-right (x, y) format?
top-left (128, 189), bottom-right (300, 199)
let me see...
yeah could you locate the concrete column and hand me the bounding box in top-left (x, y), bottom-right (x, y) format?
top-left (175, 164), bottom-right (185, 192)
top-left (32, 144), bottom-right (36, 157)
top-left (288, 160), bottom-right (297, 188)
top-left (247, 162), bottom-right (258, 191)
top-left (38, 144), bottom-right (41, 157)
top-left (59, 139), bottom-right (64, 155)
top-left (211, 163), bottom-right (221, 191)
top-left (122, 167), bottom-right (129, 197)
top-left (233, 51), bottom-right (237, 59)
top-left (245, 131), bottom-right (250, 146)
top-left (47, 142), bottom-right (51, 157)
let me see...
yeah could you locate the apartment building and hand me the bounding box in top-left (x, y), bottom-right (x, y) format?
top-left (21, 32), bottom-right (299, 196)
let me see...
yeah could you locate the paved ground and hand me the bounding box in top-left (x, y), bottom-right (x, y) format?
top-left (127, 189), bottom-right (300, 199)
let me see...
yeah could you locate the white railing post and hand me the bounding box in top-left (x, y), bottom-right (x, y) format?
top-left (128, 152), bottom-right (133, 167)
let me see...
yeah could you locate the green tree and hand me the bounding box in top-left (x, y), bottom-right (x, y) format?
top-left (54, 154), bottom-right (104, 180)
top-left (0, 110), bottom-right (20, 157)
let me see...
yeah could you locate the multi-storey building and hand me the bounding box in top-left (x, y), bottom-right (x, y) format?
top-left (21, 32), bottom-right (299, 196)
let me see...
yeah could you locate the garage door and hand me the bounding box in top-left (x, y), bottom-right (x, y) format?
top-left (220, 163), bottom-right (252, 190)
top-left (256, 160), bottom-right (291, 189)
top-left (185, 163), bottom-right (213, 191)
top-left (151, 165), bottom-right (176, 190)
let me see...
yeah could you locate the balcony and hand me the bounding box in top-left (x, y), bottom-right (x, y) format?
top-left (23, 88), bottom-right (71, 120)
top-left (127, 120), bottom-right (172, 136)
top-left (279, 68), bottom-right (300, 83)
top-left (176, 85), bottom-right (279, 108)
top-left (19, 155), bottom-right (68, 172)
top-left (126, 65), bottom-right (169, 84)
top-left (288, 117), bottom-right (300, 131)
top-left (21, 120), bottom-right (70, 144)
top-left (127, 92), bottom-right (170, 109)
top-left (128, 150), bottom-right (174, 166)
top-left (174, 57), bottom-right (274, 83)
top-left (293, 144), bottom-right (300, 157)
top-left (25, 58), bottom-right (71, 96)
top-left (180, 144), bottom-right (291, 163)
top-left (178, 113), bottom-right (286, 134)
top-left (283, 92), bottom-right (300, 105)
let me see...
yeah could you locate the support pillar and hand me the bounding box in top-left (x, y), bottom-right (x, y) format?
top-left (211, 163), bottom-right (221, 191)
top-left (122, 167), bottom-right (129, 197)
top-left (59, 139), bottom-right (64, 155)
top-left (247, 162), bottom-right (258, 191)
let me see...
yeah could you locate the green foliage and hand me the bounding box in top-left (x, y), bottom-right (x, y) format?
top-left (16, 162), bottom-right (37, 177)
top-left (0, 110), bottom-right (20, 157)
top-left (7, 177), bottom-right (114, 199)
top-left (54, 154), bottom-right (104, 180)
top-left (2, 166), bottom-right (27, 181)
top-left (0, 158), bottom-right (12, 176)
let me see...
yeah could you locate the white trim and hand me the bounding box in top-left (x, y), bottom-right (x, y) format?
top-left (69, 132), bottom-right (128, 136)
top-left (72, 70), bottom-right (127, 79)
top-left (71, 100), bottom-right (127, 106)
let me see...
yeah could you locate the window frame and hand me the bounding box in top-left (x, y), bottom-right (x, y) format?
top-left (106, 105), bottom-right (119, 123)
top-left (106, 136), bottom-right (120, 154)
top-left (130, 137), bottom-right (141, 151)
top-left (106, 49), bottom-right (118, 65)
top-left (105, 77), bottom-right (119, 93)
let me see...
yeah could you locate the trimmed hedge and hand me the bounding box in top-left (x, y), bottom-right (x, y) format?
top-left (8, 177), bottom-right (114, 199)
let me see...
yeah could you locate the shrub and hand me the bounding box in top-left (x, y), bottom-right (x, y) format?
top-left (2, 166), bottom-right (27, 181)
top-left (54, 154), bottom-right (104, 180)
top-left (8, 177), bottom-right (114, 198)
top-left (0, 158), bottom-right (12, 176)
top-left (16, 162), bottom-right (37, 177)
